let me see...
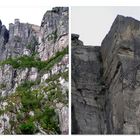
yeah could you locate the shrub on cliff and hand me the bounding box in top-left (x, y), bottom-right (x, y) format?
top-left (0, 47), bottom-right (68, 71)
top-left (19, 121), bottom-right (36, 134)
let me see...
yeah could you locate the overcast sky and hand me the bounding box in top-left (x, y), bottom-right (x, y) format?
top-left (0, 0), bottom-right (55, 28)
top-left (0, 7), bottom-right (53, 28)
top-left (71, 7), bottom-right (140, 46)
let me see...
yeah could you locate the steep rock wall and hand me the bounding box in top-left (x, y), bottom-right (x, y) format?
top-left (72, 15), bottom-right (140, 134)
top-left (72, 34), bottom-right (106, 134)
top-left (0, 7), bottom-right (69, 135)
top-left (101, 15), bottom-right (140, 134)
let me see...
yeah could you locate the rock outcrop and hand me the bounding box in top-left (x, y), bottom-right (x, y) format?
top-left (0, 21), bottom-right (9, 61)
top-left (72, 34), bottom-right (106, 134)
top-left (72, 15), bottom-right (140, 134)
top-left (0, 7), bottom-right (69, 135)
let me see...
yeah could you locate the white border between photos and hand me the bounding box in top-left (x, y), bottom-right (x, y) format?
top-left (69, 6), bottom-right (72, 136)
top-left (0, 0), bottom-right (140, 7)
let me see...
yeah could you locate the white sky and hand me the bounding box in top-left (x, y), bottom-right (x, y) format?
top-left (0, 0), bottom-right (72, 29)
top-left (0, 0), bottom-right (56, 29)
top-left (0, 7), bottom-right (53, 29)
top-left (71, 7), bottom-right (140, 46)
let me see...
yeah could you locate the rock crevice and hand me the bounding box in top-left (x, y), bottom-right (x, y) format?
top-left (72, 15), bottom-right (140, 134)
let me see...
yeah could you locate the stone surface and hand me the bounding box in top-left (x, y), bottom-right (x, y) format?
top-left (0, 21), bottom-right (9, 61)
top-left (0, 7), bottom-right (69, 135)
top-left (72, 15), bottom-right (140, 134)
top-left (72, 34), bottom-right (106, 134)
top-left (101, 15), bottom-right (140, 134)
top-left (38, 7), bottom-right (69, 61)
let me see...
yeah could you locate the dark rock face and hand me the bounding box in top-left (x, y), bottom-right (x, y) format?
top-left (5, 20), bottom-right (39, 60)
top-left (0, 21), bottom-right (9, 60)
top-left (72, 35), bottom-right (106, 134)
top-left (101, 15), bottom-right (140, 134)
top-left (72, 15), bottom-right (140, 134)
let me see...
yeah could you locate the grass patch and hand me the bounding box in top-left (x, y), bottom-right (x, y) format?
top-left (19, 121), bottom-right (36, 134)
top-left (46, 71), bottom-right (68, 83)
top-left (0, 47), bottom-right (68, 71)
top-left (5, 80), bottom-right (60, 134)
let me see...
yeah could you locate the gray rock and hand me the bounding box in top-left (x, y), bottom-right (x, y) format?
top-left (0, 21), bottom-right (9, 61)
top-left (101, 15), bottom-right (140, 134)
top-left (0, 7), bottom-right (68, 135)
top-left (72, 35), bottom-right (106, 134)
top-left (72, 15), bottom-right (140, 134)
top-left (38, 7), bottom-right (69, 61)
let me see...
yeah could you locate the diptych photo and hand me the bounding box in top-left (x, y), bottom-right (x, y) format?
top-left (1, 5), bottom-right (140, 136)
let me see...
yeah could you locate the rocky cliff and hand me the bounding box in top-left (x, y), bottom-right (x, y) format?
top-left (0, 7), bottom-right (69, 135)
top-left (72, 15), bottom-right (140, 134)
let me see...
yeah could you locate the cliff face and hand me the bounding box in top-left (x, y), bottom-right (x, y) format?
top-left (72, 34), bottom-right (106, 134)
top-left (101, 15), bottom-right (140, 134)
top-left (0, 7), bottom-right (69, 135)
top-left (72, 15), bottom-right (140, 134)
top-left (0, 21), bottom-right (9, 61)
top-left (39, 7), bottom-right (68, 61)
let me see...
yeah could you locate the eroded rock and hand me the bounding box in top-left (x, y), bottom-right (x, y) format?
top-left (72, 15), bottom-right (140, 134)
top-left (0, 7), bottom-right (69, 135)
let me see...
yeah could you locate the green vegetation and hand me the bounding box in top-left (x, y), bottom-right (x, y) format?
top-left (45, 79), bottom-right (68, 104)
top-left (16, 81), bottom-right (36, 92)
top-left (46, 71), bottom-right (68, 83)
top-left (39, 106), bottom-right (60, 133)
top-left (45, 70), bottom-right (68, 104)
top-left (3, 80), bottom-right (61, 134)
top-left (0, 69), bottom-right (68, 134)
top-left (19, 121), bottom-right (36, 134)
top-left (0, 46), bottom-right (68, 134)
top-left (0, 109), bottom-right (4, 115)
top-left (47, 89), bottom-right (67, 104)
top-left (16, 81), bottom-right (45, 111)
top-left (0, 47), bottom-right (68, 71)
